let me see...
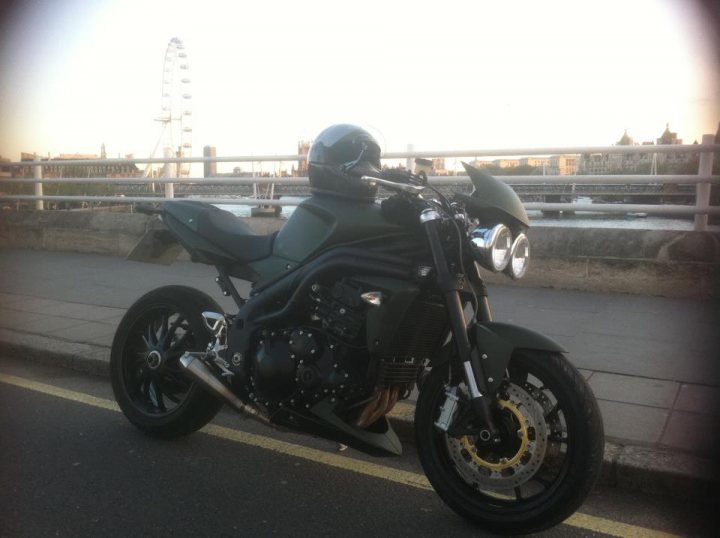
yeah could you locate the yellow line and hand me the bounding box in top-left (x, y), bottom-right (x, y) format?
top-left (564, 513), bottom-right (680, 538)
top-left (0, 372), bottom-right (682, 538)
top-left (0, 372), bottom-right (120, 412)
top-left (203, 423), bottom-right (433, 491)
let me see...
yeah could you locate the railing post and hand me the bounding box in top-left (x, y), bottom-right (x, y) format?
top-left (33, 153), bottom-right (44, 210)
top-left (163, 147), bottom-right (175, 199)
top-left (694, 133), bottom-right (715, 231)
top-left (406, 144), bottom-right (414, 171)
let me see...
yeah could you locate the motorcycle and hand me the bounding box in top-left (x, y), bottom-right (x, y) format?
top-left (111, 125), bottom-right (603, 534)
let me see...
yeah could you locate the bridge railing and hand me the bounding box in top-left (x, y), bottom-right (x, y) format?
top-left (1, 135), bottom-right (718, 231)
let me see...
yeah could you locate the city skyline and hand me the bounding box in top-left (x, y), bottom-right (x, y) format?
top-left (1, 0), bottom-right (718, 165)
top-left (1, 121), bottom-right (704, 181)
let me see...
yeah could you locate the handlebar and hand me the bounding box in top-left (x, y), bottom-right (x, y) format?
top-left (360, 175), bottom-right (426, 195)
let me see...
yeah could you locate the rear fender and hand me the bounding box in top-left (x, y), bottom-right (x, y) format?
top-left (126, 226), bottom-right (183, 265)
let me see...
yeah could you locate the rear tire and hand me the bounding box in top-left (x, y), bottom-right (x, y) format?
top-left (110, 286), bottom-right (224, 438)
top-left (415, 351), bottom-right (603, 534)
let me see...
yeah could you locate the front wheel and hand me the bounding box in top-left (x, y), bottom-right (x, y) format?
top-left (415, 351), bottom-right (604, 534)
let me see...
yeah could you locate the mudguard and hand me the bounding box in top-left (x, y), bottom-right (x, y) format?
top-left (459, 322), bottom-right (566, 394)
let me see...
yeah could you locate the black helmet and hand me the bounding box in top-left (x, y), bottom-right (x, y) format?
top-left (308, 124), bottom-right (381, 201)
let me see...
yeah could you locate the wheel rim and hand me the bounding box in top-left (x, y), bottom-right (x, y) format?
top-left (120, 305), bottom-right (199, 417)
top-left (438, 360), bottom-right (574, 506)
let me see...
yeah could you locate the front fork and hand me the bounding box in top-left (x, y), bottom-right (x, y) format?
top-left (421, 210), bottom-right (500, 438)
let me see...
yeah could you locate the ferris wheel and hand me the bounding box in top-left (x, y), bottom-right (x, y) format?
top-left (145, 37), bottom-right (192, 178)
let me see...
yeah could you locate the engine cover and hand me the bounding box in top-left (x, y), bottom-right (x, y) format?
top-left (247, 328), bottom-right (368, 409)
top-left (251, 335), bottom-right (296, 401)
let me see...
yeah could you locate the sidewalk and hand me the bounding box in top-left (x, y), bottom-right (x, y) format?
top-left (1, 248), bottom-right (718, 497)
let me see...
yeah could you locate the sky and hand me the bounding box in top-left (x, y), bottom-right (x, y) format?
top-left (0, 0), bottom-right (718, 173)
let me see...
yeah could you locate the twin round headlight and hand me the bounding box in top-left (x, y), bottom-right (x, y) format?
top-left (470, 224), bottom-right (530, 279)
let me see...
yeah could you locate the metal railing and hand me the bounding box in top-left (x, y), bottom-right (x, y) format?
top-left (2, 135), bottom-right (718, 231)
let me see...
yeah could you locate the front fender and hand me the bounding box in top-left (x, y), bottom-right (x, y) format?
top-left (474, 322), bottom-right (566, 394)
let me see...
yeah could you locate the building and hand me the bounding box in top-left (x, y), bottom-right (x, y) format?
top-left (519, 157), bottom-right (550, 169)
top-left (547, 155), bottom-right (578, 175)
top-left (492, 159), bottom-right (520, 168)
top-left (431, 157), bottom-right (454, 176)
top-left (17, 147), bottom-right (140, 178)
top-left (0, 156), bottom-right (11, 179)
top-left (203, 145), bottom-right (217, 177)
top-left (657, 123), bottom-right (680, 145)
top-left (294, 140), bottom-right (311, 176)
top-left (468, 159), bottom-right (490, 168)
top-left (656, 123), bottom-right (693, 169)
top-left (578, 125), bottom-right (694, 174)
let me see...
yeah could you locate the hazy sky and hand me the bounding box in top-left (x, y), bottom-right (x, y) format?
top-left (1, 0), bottom-right (718, 168)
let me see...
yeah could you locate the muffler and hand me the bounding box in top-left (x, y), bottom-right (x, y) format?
top-left (179, 353), bottom-right (271, 426)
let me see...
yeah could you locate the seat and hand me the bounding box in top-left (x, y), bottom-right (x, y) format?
top-left (194, 204), bottom-right (276, 264)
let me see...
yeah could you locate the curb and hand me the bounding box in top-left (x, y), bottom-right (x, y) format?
top-left (1, 328), bottom-right (718, 501)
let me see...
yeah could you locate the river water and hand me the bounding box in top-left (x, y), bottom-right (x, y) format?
top-left (220, 197), bottom-right (718, 232)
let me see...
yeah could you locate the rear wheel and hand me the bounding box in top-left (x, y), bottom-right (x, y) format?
top-left (415, 351), bottom-right (603, 534)
top-left (110, 286), bottom-right (224, 438)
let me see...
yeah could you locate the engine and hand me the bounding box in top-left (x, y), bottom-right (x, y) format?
top-left (237, 279), bottom-right (373, 413)
top-left (233, 278), bottom-right (447, 425)
top-left (246, 325), bottom-right (368, 409)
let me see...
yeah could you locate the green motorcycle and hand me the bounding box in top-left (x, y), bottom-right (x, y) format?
top-left (111, 124), bottom-right (603, 534)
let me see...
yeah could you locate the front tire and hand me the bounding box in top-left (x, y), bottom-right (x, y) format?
top-left (415, 351), bottom-right (603, 534)
top-left (110, 286), bottom-right (224, 438)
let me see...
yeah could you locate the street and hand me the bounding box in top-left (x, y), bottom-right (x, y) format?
top-left (0, 355), bottom-right (715, 538)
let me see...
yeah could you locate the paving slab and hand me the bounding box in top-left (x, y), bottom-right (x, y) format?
top-left (491, 307), bottom-right (597, 338)
top-left (37, 302), bottom-right (124, 322)
top-left (0, 292), bottom-right (33, 308)
top-left (13, 313), bottom-right (88, 333)
top-left (588, 372), bottom-right (679, 408)
top-left (673, 353), bottom-right (720, 387)
top-left (8, 297), bottom-right (69, 313)
top-left (566, 333), bottom-right (680, 379)
top-left (674, 383), bottom-right (720, 416)
top-left (596, 400), bottom-right (670, 444)
top-left (661, 411), bottom-right (720, 456)
top-left (45, 320), bottom-right (117, 343)
top-left (0, 309), bottom-right (47, 331)
top-left (583, 310), bottom-right (703, 344)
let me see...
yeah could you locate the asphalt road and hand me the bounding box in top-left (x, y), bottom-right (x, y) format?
top-left (0, 356), bottom-right (715, 538)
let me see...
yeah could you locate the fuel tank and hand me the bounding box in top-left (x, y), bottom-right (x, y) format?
top-left (249, 195), bottom-right (405, 286)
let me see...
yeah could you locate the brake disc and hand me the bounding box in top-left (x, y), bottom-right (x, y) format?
top-left (445, 383), bottom-right (549, 490)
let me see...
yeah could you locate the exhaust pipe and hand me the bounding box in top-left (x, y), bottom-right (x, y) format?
top-left (179, 353), bottom-right (271, 426)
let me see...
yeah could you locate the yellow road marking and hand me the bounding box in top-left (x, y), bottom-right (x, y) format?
top-left (203, 423), bottom-right (432, 491)
top-left (0, 372), bottom-right (681, 538)
top-left (565, 512), bottom-right (680, 538)
top-left (0, 372), bottom-right (120, 412)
